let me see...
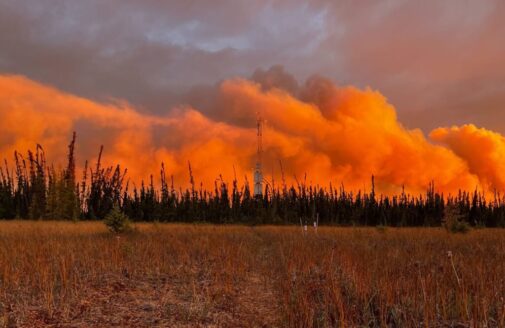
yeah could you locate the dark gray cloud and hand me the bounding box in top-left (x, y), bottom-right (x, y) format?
top-left (1, 0), bottom-right (504, 132)
top-left (318, 1), bottom-right (505, 131)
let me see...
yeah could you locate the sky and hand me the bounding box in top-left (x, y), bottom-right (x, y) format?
top-left (1, 0), bottom-right (505, 193)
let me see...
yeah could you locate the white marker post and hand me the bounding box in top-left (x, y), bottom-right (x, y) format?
top-left (314, 213), bottom-right (319, 234)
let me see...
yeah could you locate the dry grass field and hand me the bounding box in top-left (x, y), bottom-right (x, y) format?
top-left (0, 222), bottom-right (504, 327)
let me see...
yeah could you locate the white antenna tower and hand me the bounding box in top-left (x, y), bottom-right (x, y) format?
top-left (254, 111), bottom-right (263, 196)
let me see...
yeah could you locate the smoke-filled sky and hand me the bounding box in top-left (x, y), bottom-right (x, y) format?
top-left (1, 0), bottom-right (505, 193)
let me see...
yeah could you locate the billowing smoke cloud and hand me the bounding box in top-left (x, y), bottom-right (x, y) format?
top-left (0, 75), bottom-right (256, 189)
top-left (1, 73), bottom-right (501, 194)
top-left (431, 125), bottom-right (505, 192)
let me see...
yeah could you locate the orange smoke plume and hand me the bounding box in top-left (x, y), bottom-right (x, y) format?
top-left (431, 124), bottom-right (505, 192)
top-left (0, 74), bottom-right (496, 194)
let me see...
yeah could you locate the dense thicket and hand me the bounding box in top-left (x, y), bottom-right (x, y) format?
top-left (1, 135), bottom-right (505, 227)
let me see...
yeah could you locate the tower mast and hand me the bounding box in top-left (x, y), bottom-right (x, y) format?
top-left (254, 111), bottom-right (263, 196)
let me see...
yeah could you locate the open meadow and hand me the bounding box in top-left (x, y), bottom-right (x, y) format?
top-left (0, 222), bottom-right (504, 327)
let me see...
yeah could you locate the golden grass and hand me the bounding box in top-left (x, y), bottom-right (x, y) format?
top-left (0, 222), bottom-right (504, 327)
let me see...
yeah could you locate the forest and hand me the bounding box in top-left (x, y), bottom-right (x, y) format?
top-left (1, 133), bottom-right (504, 227)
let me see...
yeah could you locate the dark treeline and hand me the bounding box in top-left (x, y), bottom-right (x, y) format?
top-left (1, 134), bottom-right (505, 227)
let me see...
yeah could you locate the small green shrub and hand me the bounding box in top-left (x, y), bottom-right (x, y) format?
top-left (443, 205), bottom-right (470, 234)
top-left (104, 205), bottom-right (132, 233)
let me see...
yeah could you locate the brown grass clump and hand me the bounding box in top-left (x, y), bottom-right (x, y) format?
top-left (0, 222), bottom-right (504, 327)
